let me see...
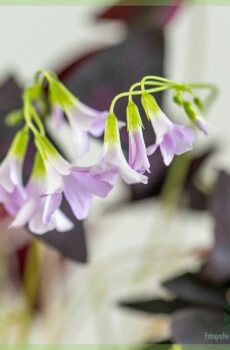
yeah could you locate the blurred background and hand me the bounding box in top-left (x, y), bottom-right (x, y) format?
top-left (0, 3), bottom-right (230, 345)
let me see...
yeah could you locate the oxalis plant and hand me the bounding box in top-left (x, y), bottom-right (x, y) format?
top-left (0, 70), bottom-right (217, 235)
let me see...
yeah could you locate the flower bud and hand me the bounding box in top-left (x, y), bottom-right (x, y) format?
top-left (173, 95), bottom-right (183, 106)
top-left (183, 101), bottom-right (197, 121)
top-left (193, 97), bottom-right (203, 110)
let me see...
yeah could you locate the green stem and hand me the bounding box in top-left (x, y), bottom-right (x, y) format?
top-left (110, 85), bottom-right (171, 113)
top-left (187, 83), bottom-right (218, 113)
top-left (30, 105), bottom-right (45, 136)
top-left (23, 92), bottom-right (40, 136)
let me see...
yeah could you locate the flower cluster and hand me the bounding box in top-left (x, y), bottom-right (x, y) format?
top-left (0, 71), bottom-right (212, 234)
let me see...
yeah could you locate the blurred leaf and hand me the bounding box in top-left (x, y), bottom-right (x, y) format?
top-left (35, 197), bottom-right (87, 263)
top-left (201, 171), bottom-right (230, 283)
top-left (171, 308), bottom-right (230, 344)
top-left (163, 273), bottom-right (227, 309)
top-left (120, 297), bottom-right (191, 314)
top-left (5, 109), bottom-right (23, 126)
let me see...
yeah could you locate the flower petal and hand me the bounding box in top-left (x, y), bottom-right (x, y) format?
top-left (64, 174), bottom-right (93, 220)
top-left (128, 128), bottom-right (150, 174)
top-left (42, 193), bottom-right (62, 225)
top-left (160, 134), bottom-right (175, 166)
top-left (52, 209), bottom-right (74, 232)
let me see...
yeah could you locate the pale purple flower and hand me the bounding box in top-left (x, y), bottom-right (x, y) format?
top-left (0, 154), bottom-right (26, 196)
top-left (146, 111), bottom-right (196, 166)
top-left (141, 93), bottom-right (195, 166)
top-left (89, 141), bottom-right (148, 185)
top-left (0, 186), bottom-right (26, 217)
top-left (195, 115), bottom-right (209, 135)
top-left (65, 100), bottom-right (109, 159)
top-left (10, 178), bottom-right (73, 235)
top-left (128, 127), bottom-right (150, 174)
top-left (63, 168), bottom-right (115, 220)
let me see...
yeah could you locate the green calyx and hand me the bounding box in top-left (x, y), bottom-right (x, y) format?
top-left (104, 113), bottom-right (120, 144)
top-left (183, 101), bottom-right (199, 121)
top-left (141, 92), bottom-right (161, 120)
top-left (126, 101), bottom-right (143, 131)
top-left (35, 134), bottom-right (61, 161)
top-left (31, 152), bottom-right (46, 180)
top-left (9, 128), bottom-right (29, 160)
top-left (49, 78), bottom-right (76, 111)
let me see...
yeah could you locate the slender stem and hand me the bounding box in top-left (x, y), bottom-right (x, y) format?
top-left (30, 105), bottom-right (45, 136)
top-left (110, 86), bottom-right (171, 113)
top-left (23, 93), bottom-right (40, 136)
top-left (187, 83), bottom-right (218, 113)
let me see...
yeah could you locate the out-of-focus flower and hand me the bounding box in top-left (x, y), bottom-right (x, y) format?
top-left (141, 92), bottom-right (196, 166)
top-left (89, 113), bottom-right (148, 185)
top-left (11, 134), bottom-right (116, 233)
top-left (49, 79), bottom-right (109, 159)
top-left (126, 101), bottom-right (150, 174)
top-left (0, 128), bottom-right (28, 215)
top-left (10, 152), bottom-right (73, 235)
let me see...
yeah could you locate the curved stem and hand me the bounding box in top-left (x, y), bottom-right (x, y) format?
top-left (187, 83), bottom-right (218, 113)
top-left (110, 86), bottom-right (172, 113)
top-left (23, 93), bottom-right (40, 136)
top-left (30, 105), bottom-right (45, 136)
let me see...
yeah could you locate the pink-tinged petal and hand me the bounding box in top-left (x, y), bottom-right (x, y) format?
top-left (10, 198), bottom-right (36, 228)
top-left (72, 128), bottom-right (90, 159)
top-left (170, 126), bottom-right (195, 156)
top-left (52, 209), bottom-right (74, 232)
top-left (68, 100), bottom-right (109, 131)
top-left (52, 105), bottom-right (64, 129)
top-left (150, 111), bottom-right (173, 143)
top-left (195, 116), bottom-right (209, 135)
top-left (70, 171), bottom-right (112, 198)
top-left (63, 174), bottom-right (93, 220)
top-left (91, 143), bottom-right (148, 185)
top-left (0, 186), bottom-right (26, 216)
top-left (160, 134), bottom-right (175, 166)
top-left (47, 153), bottom-right (71, 176)
top-left (174, 125), bottom-right (196, 144)
top-left (88, 112), bottom-right (108, 137)
top-left (0, 157), bottom-right (15, 193)
top-left (28, 199), bottom-right (55, 234)
top-left (43, 193), bottom-right (62, 225)
top-left (128, 128), bottom-right (150, 174)
top-left (146, 143), bottom-right (158, 156)
top-left (43, 160), bottom-right (64, 194)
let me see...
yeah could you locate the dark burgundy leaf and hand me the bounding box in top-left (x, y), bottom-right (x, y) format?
top-left (120, 297), bottom-right (191, 314)
top-left (209, 171), bottom-right (230, 227)
top-left (201, 171), bottom-right (230, 283)
top-left (171, 308), bottom-right (230, 344)
top-left (0, 76), bottom-right (23, 160)
top-left (163, 273), bottom-right (227, 308)
top-left (201, 223), bottom-right (230, 284)
top-left (36, 197), bottom-right (87, 263)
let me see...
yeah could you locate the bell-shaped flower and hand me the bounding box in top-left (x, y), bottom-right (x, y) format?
top-left (0, 128), bottom-right (28, 215)
top-left (142, 92), bottom-right (196, 166)
top-left (49, 78), bottom-right (108, 159)
top-left (89, 113), bottom-right (148, 185)
top-left (10, 152), bottom-right (74, 235)
top-left (63, 168), bottom-right (115, 221)
top-left (126, 101), bottom-right (150, 174)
